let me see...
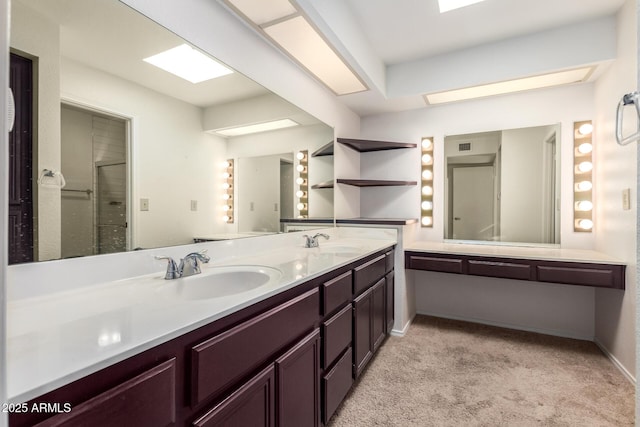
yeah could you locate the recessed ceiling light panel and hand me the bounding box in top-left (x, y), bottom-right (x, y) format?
top-left (264, 16), bottom-right (367, 95)
top-left (225, 0), bottom-right (297, 25)
top-left (215, 118), bottom-right (299, 136)
top-left (424, 67), bottom-right (593, 105)
top-left (438, 0), bottom-right (487, 13)
top-left (143, 44), bottom-right (233, 84)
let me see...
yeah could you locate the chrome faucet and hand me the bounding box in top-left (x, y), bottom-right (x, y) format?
top-left (155, 250), bottom-right (210, 279)
top-left (303, 233), bottom-right (330, 248)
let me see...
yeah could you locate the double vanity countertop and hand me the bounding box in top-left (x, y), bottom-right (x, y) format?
top-left (405, 241), bottom-right (626, 265)
top-left (7, 229), bottom-right (396, 404)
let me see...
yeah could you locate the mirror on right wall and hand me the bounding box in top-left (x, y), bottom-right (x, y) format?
top-left (444, 123), bottom-right (561, 245)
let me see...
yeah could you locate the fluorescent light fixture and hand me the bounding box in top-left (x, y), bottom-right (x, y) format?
top-left (222, 0), bottom-right (368, 96)
top-left (438, 0), bottom-right (486, 13)
top-left (216, 119), bottom-right (299, 137)
top-left (264, 16), bottom-right (367, 95)
top-left (143, 44), bottom-right (233, 84)
top-left (225, 0), bottom-right (297, 25)
top-left (424, 67), bottom-right (593, 105)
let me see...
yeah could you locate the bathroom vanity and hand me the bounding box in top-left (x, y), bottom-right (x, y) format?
top-left (405, 241), bottom-right (626, 289)
top-left (7, 231), bottom-right (395, 426)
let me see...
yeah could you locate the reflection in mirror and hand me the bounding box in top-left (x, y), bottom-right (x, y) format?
top-left (444, 124), bottom-right (561, 245)
top-left (8, 0), bottom-right (334, 263)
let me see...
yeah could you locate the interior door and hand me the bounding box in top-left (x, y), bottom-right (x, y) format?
top-left (451, 165), bottom-right (495, 240)
top-left (8, 53), bottom-right (34, 264)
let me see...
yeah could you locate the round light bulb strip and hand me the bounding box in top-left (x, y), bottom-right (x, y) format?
top-left (421, 137), bottom-right (434, 228)
top-left (223, 159), bottom-right (234, 223)
top-left (573, 121), bottom-right (593, 232)
top-left (297, 150), bottom-right (309, 218)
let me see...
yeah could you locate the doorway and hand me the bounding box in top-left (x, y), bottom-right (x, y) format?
top-left (449, 164), bottom-right (496, 240)
top-left (60, 103), bottom-right (129, 257)
top-left (8, 52), bottom-right (34, 264)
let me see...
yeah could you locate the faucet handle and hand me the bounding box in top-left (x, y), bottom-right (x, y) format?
top-left (155, 255), bottom-right (180, 280)
top-left (185, 249), bottom-right (210, 263)
top-left (313, 233), bottom-right (330, 241)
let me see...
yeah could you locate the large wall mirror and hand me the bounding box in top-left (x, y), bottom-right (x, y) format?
top-left (444, 124), bottom-right (561, 245)
top-left (8, 0), bottom-right (334, 264)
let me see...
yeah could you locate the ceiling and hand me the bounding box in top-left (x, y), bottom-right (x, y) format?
top-left (294, 0), bottom-right (627, 116)
top-left (18, 0), bottom-right (629, 119)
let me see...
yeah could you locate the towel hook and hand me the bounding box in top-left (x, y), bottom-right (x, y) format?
top-left (615, 91), bottom-right (640, 146)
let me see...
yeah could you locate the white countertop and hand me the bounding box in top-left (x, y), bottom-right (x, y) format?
top-left (7, 231), bottom-right (395, 403)
top-left (404, 241), bottom-right (625, 265)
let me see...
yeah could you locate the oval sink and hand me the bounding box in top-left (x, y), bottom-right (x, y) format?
top-left (156, 265), bottom-right (282, 300)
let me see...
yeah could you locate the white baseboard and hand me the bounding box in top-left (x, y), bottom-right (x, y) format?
top-left (594, 338), bottom-right (636, 385)
top-left (415, 309), bottom-right (594, 341)
top-left (390, 313), bottom-right (416, 337)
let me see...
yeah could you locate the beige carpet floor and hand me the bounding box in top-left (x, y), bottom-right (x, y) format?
top-left (328, 315), bottom-right (635, 427)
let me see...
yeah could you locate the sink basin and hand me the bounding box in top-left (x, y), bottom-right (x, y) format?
top-left (156, 265), bottom-right (282, 300)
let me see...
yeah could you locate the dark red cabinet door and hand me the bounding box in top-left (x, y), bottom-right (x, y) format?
top-left (276, 329), bottom-right (321, 427)
top-left (371, 278), bottom-right (386, 352)
top-left (353, 287), bottom-right (373, 378)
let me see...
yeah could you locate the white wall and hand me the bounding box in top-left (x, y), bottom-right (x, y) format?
top-left (593, 0), bottom-right (638, 381)
top-left (62, 59), bottom-right (228, 249)
top-left (360, 84), bottom-right (598, 339)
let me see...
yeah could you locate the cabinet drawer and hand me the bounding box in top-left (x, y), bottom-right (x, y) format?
top-left (322, 347), bottom-right (354, 424)
top-left (191, 288), bottom-right (320, 406)
top-left (406, 255), bottom-right (463, 274)
top-left (36, 359), bottom-right (176, 427)
top-left (468, 260), bottom-right (531, 280)
top-left (537, 265), bottom-right (623, 288)
top-left (353, 254), bottom-right (386, 295)
top-left (322, 304), bottom-right (352, 369)
top-left (385, 250), bottom-right (394, 273)
top-left (322, 271), bottom-right (352, 316)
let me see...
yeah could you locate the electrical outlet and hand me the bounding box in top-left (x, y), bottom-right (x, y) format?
top-left (622, 188), bottom-right (631, 210)
top-left (191, 200), bottom-right (198, 211)
top-left (140, 198), bottom-right (149, 211)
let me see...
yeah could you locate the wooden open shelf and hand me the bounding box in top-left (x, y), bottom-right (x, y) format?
top-left (311, 141), bottom-right (334, 157)
top-left (337, 138), bottom-right (416, 152)
top-left (337, 179), bottom-right (417, 187)
top-left (311, 180), bottom-right (335, 189)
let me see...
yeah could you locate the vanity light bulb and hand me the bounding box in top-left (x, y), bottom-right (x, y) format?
top-left (422, 185), bottom-right (433, 196)
top-left (222, 205), bottom-right (231, 211)
top-left (296, 177), bottom-right (306, 185)
top-left (422, 169), bottom-right (433, 180)
top-left (297, 202), bottom-right (306, 210)
top-left (222, 194), bottom-right (230, 200)
top-left (422, 153), bottom-right (433, 164)
top-left (421, 216), bottom-right (433, 226)
top-left (576, 181), bottom-right (593, 191)
top-left (578, 161), bottom-right (593, 172)
top-left (576, 201), bottom-right (593, 211)
top-left (222, 172), bottom-right (231, 179)
top-left (296, 152), bottom-right (306, 160)
top-left (222, 215), bottom-right (230, 222)
top-left (421, 138), bottom-right (433, 150)
top-left (578, 123), bottom-right (593, 136)
top-left (577, 143), bottom-right (593, 154)
top-left (577, 219), bottom-right (593, 230)
top-left (222, 183), bottom-right (231, 190)
top-left (222, 161), bottom-right (231, 168)
top-left (421, 201), bottom-right (433, 211)
top-left (296, 190), bottom-right (306, 198)
top-left (296, 164), bottom-right (306, 173)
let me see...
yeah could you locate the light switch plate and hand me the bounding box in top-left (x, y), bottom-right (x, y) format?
top-left (622, 188), bottom-right (631, 210)
top-left (140, 198), bottom-right (149, 211)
